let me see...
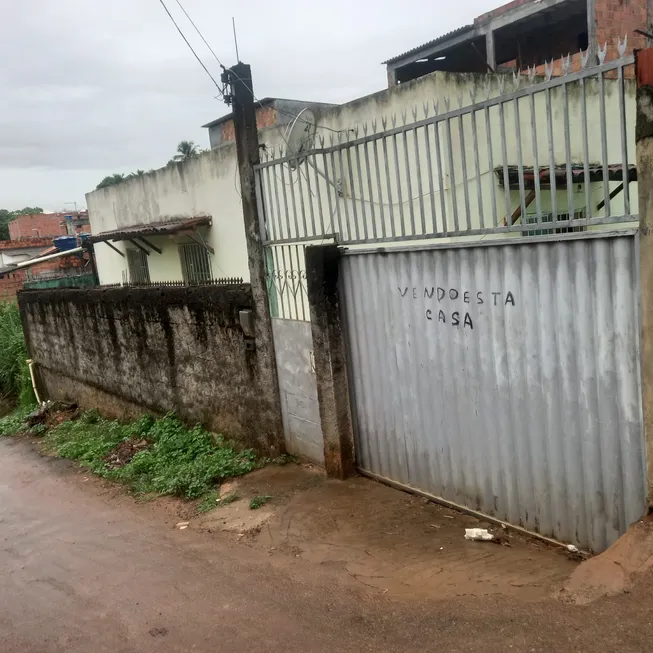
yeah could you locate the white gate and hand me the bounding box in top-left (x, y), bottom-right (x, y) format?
top-left (340, 233), bottom-right (646, 552)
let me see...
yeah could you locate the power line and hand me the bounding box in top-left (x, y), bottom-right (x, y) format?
top-left (156, 0), bottom-right (224, 96)
top-left (171, 0), bottom-right (226, 69)
top-left (167, 0), bottom-right (343, 136)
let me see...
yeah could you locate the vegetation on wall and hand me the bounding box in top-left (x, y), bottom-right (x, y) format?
top-left (0, 303), bottom-right (35, 406)
top-left (96, 140), bottom-right (206, 190)
top-left (0, 207), bottom-right (44, 240)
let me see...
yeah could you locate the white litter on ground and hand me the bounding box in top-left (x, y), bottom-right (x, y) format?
top-left (566, 544), bottom-right (580, 553)
top-left (464, 528), bottom-right (494, 542)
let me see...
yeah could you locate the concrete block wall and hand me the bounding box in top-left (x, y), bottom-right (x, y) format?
top-left (18, 285), bottom-right (284, 454)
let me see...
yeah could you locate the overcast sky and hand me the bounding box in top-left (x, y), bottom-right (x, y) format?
top-left (0, 0), bottom-right (498, 211)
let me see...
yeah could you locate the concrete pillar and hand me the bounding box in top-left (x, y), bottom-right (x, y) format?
top-left (485, 30), bottom-right (496, 72)
top-left (636, 47), bottom-right (653, 507)
top-left (305, 244), bottom-right (355, 479)
top-left (229, 62), bottom-right (285, 456)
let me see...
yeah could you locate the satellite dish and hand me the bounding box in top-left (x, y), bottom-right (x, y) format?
top-left (283, 108), bottom-right (316, 170)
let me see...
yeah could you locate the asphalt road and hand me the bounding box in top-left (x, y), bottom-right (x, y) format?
top-left (1, 437), bottom-right (653, 653)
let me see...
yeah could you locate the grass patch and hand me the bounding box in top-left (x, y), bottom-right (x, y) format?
top-left (0, 405), bottom-right (34, 437)
top-left (42, 411), bottom-right (258, 500)
top-left (0, 302), bottom-right (35, 407)
top-left (249, 495), bottom-right (272, 510)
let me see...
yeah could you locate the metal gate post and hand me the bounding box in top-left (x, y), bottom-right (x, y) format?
top-left (305, 244), bottom-right (355, 479)
top-left (636, 47), bottom-right (653, 507)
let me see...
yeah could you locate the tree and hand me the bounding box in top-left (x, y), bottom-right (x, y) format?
top-left (96, 174), bottom-right (126, 190)
top-left (172, 140), bottom-right (199, 163)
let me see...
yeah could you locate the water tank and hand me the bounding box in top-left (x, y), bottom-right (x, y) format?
top-left (53, 236), bottom-right (78, 251)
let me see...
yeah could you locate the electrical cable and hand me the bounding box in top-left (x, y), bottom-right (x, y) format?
top-left (156, 0), bottom-right (224, 96)
top-left (171, 0), bottom-right (226, 70)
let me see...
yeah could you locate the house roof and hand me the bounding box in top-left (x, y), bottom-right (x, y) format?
top-left (382, 25), bottom-right (474, 65)
top-left (89, 216), bottom-right (212, 243)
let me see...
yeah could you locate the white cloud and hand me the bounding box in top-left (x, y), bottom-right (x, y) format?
top-left (0, 0), bottom-right (497, 209)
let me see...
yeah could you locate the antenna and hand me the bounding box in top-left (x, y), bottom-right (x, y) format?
top-left (232, 17), bottom-right (240, 62)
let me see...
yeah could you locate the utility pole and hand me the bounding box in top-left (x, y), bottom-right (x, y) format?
top-left (224, 62), bottom-right (284, 455)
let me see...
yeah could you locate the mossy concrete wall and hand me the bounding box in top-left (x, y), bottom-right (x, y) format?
top-left (18, 285), bottom-right (283, 454)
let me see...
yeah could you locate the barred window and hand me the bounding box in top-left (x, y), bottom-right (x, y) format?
top-left (523, 210), bottom-right (586, 237)
top-left (126, 248), bottom-right (150, 283)
top-left (179, 242), bottom-right (212, 283)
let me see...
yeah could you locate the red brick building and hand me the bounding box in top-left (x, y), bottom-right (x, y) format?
top-left (8, 211), bottom-right (91, 240)
top-left (384, 0), bottom-right (650, 85)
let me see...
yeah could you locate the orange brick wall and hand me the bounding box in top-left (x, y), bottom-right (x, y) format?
top-left (0, 253), bottom-right (89, 303)
top-left (596, 0), bottom-right (648, 63)
top-left (8, 213), bottom-right (90, 240)
top-left (221, 106), bottom-right (278, 143)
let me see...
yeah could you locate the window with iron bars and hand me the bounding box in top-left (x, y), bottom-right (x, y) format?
top-left (178, 242), bottom-right (213, 283)
top-left (126, 248), bottom-right (150, 283)
top-left (523, 210), bottom-right (586, 237)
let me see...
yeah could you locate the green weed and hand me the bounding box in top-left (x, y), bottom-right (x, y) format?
top-left (44, 412), bottom-right (258, 500)
top-left (0, 302), bottom-right (35, 406)
top-left (249, 495), bottom-right (272, 510)
top-left (0, 405), bottom-right (33, 436)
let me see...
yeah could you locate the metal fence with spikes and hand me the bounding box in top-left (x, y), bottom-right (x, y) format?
top-left (256, 43), bottom-right (636, 320)
top-left (100, 277), bottom-right (244, 289)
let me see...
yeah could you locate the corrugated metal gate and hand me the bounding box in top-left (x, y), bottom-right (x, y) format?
top-left (341, 233), bottom-right (646, 552)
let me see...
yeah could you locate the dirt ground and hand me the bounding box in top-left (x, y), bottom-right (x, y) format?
top-left (192, 465), bottom-right (577, 601)
top-left (2, 436), bottom-right (653, 653)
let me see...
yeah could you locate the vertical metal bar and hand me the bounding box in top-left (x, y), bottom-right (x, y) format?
top-left (530, 91), bottom-right (543, 225)
top-left (271, 162), bottom-right (285, 241)
top-left (264, 165), bottom-right (278, 242)
top-left (423, 123), bottom-right (437, 234)
top-left (484, 105), bottom-right (499, 228)
top-left (445, 117), bottom-right (460, 232)
top-left (353, 142), bottom-right (369, 241)
top-left (314, 152), bottom-right (331, 236)
top-left (413, 127), bottom-right (427, 235)
top-left (303, 156), bottom-right (317, 238)
top-left (580, 78), bottom-right (592, 222)
top-left (563, 82), bottom-right (575, 225)
top-left (513, 96), bottom-right (528, 229)
top-left (598, 68), bottom-right (610, 216)
top-left (271, 245), bottom-right (282, 316)
top-left (345, 145), bottom-right (361, 241)
top-left (433, 120), bottom-right (449, 234)
top-left (392, 132), bottom-right (406, 236)
top-left (363, 140), bottom-right (378, 240)
top-left (371, 137), bottom-right (385, 239)
top-left (288, 163), bottom-right (301, 240)
top-left (296, 160), bottom-right (308, 237)
top-left (329, 149), bottom-right (344, 239)
top-left (279, 245), bottom-right (290, 318)
top-left (382, 134), bottom-right (396, 238)
top-left (294, 245), bottom-right (307, 321)
top-left (618, 62), bottom-right (631, 216)
top-left (320, 150), bottom-right (334, 236)
top-left (279, 161), bottom-right (294, 240)
top-left (337, 146), bottom-right (352, 241)
top-left (499, 100), bottom-right (512, 229)
top-left (457, 113), bottom-right (472, 231)
top-left (402, 129), bottom-right (416, 235)
top-left (471, 109), bottom-right (485, 229)
top-left (255, 169), bottom-right (269, 243)
top-left (546, 87), bottom-right (558, 225)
